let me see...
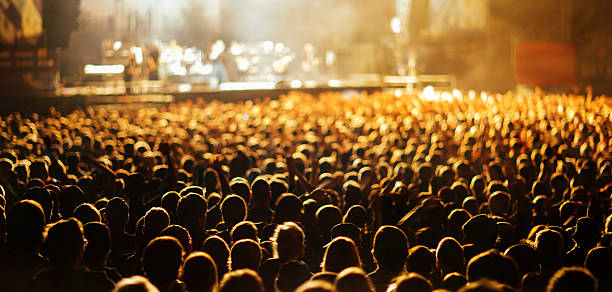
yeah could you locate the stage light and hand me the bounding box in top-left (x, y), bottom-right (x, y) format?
top-left (219, 82), bottom-right (276, 91)
top-left (328, 79), bottom-right (342, 87)
top-left (130, 47), bottom-right (143, 64)
top-left (178, 83), bottom-right (192, 92)
top-left (113, 41), bottom-right (122, 51)
top-left (84, 64), bottom-right (125, 74)
top-left (391, 17), bottom-right (401, 34)
top-left (290, 80), bottom-right (303, 88)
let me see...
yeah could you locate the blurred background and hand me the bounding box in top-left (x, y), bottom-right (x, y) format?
top-left (0, 0), bottom-right (611, 98)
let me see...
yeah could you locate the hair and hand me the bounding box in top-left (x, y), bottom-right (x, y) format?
top-left (436, 237), bottom-right (465, 275)
top-left (73, 203), bottom-right (102, 224)
top-left (176, 193), bottom-right (208, 229)
top-left (44, 218), bottom-right (85, 269)
top-left (276, 260), bottom-right (312, 292)
top-left (6, 200), bottom-right (46, 249)
top-left (334, 267), bottom-right (375, 292)
top-left (219, 269), bottom-right (264, 292)
top-left (105, 197), bottom-right (129, 228)
top-left (161, 224), bottom-right (193, 255)
top-left (113, 275), bottom-right (160, 292)
top-left (221, 195), bottom-right (247, 228)
top-left (271, 221), bottom-right (305, 259)
top-left (547, 267), bottom-right (598, 292)
top-left (231, 220), bottom-right (258, 243)
top-left (504, 243), bottom-right (540, 276)
top-left (387, 273), bottom-right (433, 292)
top-left (142, 236), bottom-right (184, 283)
top-left (406, 245), bottom-right (435, 278)
top-left (229, 239), bottom-right (261, 271)
top-left (295, 280), bottom-right (337, 292)
top-left (203, 235), bottom-right (230, 279)
top-left (182, 252), bottom-right (218, 292)
top-left (321, 237), bottom-right (361, 273)
top-left (83, 222), bottom-right (111, 264)
top-left (466, 249), bottom-right (520, 288)
top-left (372, 226), bottom-right (408, 271)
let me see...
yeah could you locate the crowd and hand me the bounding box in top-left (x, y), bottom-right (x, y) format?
top-left (0, 90), bottom-right (610, 292)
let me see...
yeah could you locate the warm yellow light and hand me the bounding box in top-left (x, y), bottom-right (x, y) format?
top-left (391, 17), bottom-right (402, 34)
top-left (84, 64), bottom-right (124, 74)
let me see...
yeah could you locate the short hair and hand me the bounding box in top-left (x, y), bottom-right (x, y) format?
top-left (547, 267), bottom-right (597, 292)
top-left (458, 279), bottom-right (511, 292)
top-left (142, 236), bottom-right (184, 282)
top-left (276, 260), bottom-right (312, 292)
top-left (7, 200), bottom-right (45, 249)
top-left (321, 237), bottom-right (361, 273)
top-left (219, 269), bottom-right (264, 292)
top-left (295, 280), bottom-right (336, 292)
top-left (436, 237), bottom-right (465, 274)
top-left (231, 221), bottom-right (258, 243)
top-left (334, 267), bottom-right (375, 292)
top-left (83, 222), bottom-right (111, 261)
top-left (221, 195), bottom-right (247, 227)
top-left (182, 252), bottom-right (218, 292)
top-left (113, 275), bottom-right (160, 292)
top-left (160, 224), bottom-right (193, 255)
top-left (203, 235), bottom-right (230, 278)
top-left (176, 193), bottom-right (208, 228)
top-left (44, 218), bottom-right (85, 268)
top-left (271, 222), bottom-right (305, 259)
top-left (372, 226), bottom-right (408, 271)
top-left (229, 239), bottom-right (261, 271)
top-left (74, 203), bottom-right (102, 224)
top-left (105, 197), bottom-right (129, 226)
top-left (467, 249), bottom-right (520, 288)
top-left (388, 273), bottom-right (432, 292)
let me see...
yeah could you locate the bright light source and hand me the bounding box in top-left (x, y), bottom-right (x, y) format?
top-left (130, 47), bottom-right (143, 64)
top-left (391, 17), bottom-right (402, 34)
top-left (290, 80), bottom-right (303, 88)
top-left (421, 85), bottom-right (436, 101)
top-left (210, 40), bottom-right (225, 60)
top-left (178, 83), bottom-right (192, 92)
top-left (325, 50), bottom-right (336, 67)
top-left (452, 89), bottom-right (462, 99)
top-left (84, 64), bottom-right (124, 74)
top-left (113, 41), bottom-right (122, 51)
top-left (262, 41), bottom-right (274, 54)
top-left (304, 80), bottom-right (317, 88)
top-left (328, 79), bottom-right (342, 87)
top-left (394, 89), bottom-right (403, 97)
top-left (219, 82), bottom-right (276, 91)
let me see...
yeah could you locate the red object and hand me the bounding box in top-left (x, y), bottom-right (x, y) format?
top-left (516, 43), bottom-right (576, 87)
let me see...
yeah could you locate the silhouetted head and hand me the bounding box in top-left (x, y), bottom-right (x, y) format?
top-left (219, 269), bottom-right (264, 292)
top-left (142, 236), bottom-right (184, 284)
top-left (230, 220), bottom-right (258, 244)
top-left (504, 244), bottom-right (539, 276)
top-left (271, 221), bottom-right (305, 259)
top-left (229, 239), bottom-right (261, 271)
top-left (105, 197), bottom-right (129, 229)
top-left (388, 273), bottom-right (432, 292)
top-left (160, 224), bottom-right (193, 255)
top-left (44, 218), bottom-right (85, 269)
top-left (59, 185), bottom-right (85, 218)
top-left (372, 225), bottom-right (408, 271)
top-left (334, 267), bottom-right (374, 292)
top-left (295, 280), bottom-right (336, 292)
top-left (321, 236), bottom-right (360, 273)
top-left (74, 203), bottom-right (102, 224)
top-left (547, 267), bottom-right (597, 292)
top-left (7, 200), bottom-right (45, 249)
top-left (113, 275), bottom-right (160, 292)
top-left (276, 260), bottom-right (312, 292)
top-left (221, 195), bottom-right (247, 229)
top-left (24, 187), bottom-right (52, 222)
top-left (182, 251), bottom-right (218, 292)
top-left (176, 193), bottom-right (208, 230)
top-left (467, 249), bottom-right (520, 288)
top-left (202, 235), bottom-right (230, 279)
top-left (83, 222), bottom-right (111, 266)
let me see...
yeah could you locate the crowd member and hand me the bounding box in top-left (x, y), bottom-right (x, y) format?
top-left (0, 90), bottom-right (610, 292)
